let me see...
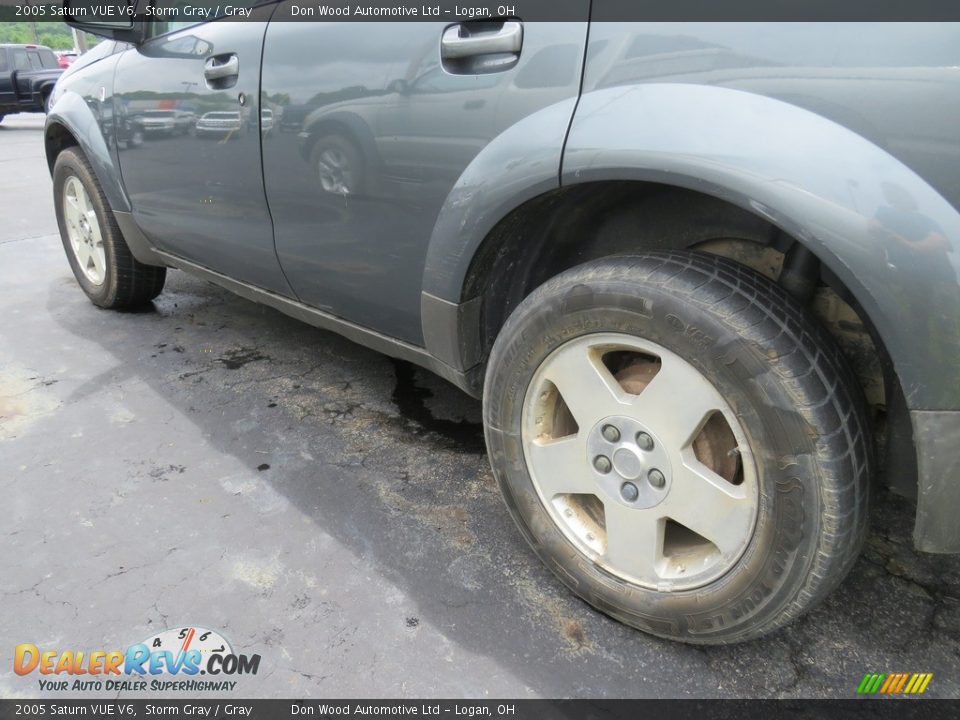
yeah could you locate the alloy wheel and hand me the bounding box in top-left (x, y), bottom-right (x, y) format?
top-left (62, 176), bottom-right (107, 286)
top-left (521, 333), bottom-right (759, 591)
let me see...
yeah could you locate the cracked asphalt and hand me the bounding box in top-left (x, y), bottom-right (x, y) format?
top-left (2, 113), bottom-right (959, 699)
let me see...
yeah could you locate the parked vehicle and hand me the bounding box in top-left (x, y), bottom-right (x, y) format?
top-left (57, 51), bottom-right (79, 69)
top-left (0, 44), bottom-right (63, 120)
top-left (135, 108), bottom-right (192, 136)
top-left (194, 110), bottom-right (242, 137)
top-left (47, 7), bottom-right (960, 643)
top-left (261, 108), bottom-right (274, 136)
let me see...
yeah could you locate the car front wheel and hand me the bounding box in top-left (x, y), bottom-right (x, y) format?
top-left (483, 251), bottom-right (871, 643)
top-left (53, 147), bottom-right (166, 309)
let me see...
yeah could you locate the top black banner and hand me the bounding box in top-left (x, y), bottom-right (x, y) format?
top-left (3, 0), bottom-right (960, 23)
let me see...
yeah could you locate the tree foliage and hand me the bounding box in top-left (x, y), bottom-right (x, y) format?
top-left (0, 22), bottom-right (98, 50)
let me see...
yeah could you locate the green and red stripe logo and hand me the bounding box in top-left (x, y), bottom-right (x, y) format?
top-left (857, 672), bottom-right (933, 694)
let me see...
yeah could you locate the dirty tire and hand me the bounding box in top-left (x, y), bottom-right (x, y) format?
top-left (483, 251), bottom-right (872, 644)
top-left (54, 146), bottom-right (166, 309)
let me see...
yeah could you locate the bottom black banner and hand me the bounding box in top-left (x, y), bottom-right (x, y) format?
top-left (1, 700), bottom-right (960, 720)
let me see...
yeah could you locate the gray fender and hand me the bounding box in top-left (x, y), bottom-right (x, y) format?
top-left (560, 83), bottom-right (960, 414)
top-left (45, 89), bottom-right (130, 214)
top-left (421, 97), bottom-right (577, 299)
top-left (420, 97), bottom-right (577, 367)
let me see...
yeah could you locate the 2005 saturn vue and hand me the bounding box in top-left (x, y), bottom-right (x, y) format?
top-left (46, 2), bottom-right (960, 642)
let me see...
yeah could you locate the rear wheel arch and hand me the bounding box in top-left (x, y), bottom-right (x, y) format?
top-left (464, 181), bottom-right (874, 361)
top-left (459, 179), bottom-right (915, 498)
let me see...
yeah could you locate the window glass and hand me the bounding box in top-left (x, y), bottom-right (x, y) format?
top-left (27, 51), bottom-right (44, 70)
top-left (39, 49), bottom-right (59, 68)
top-left (0, 52), bottom-right (8, 73)
top-left (148, 0), bottom-right (265, 38)
top-left (12, 49), bottom-right (30, 71)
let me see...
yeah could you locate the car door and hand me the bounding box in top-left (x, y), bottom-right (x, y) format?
top-left (260, 8), bottom-right (589, 345)
top-left (0, 49), bottom-right (14, 108)
top-left (113, 2), bottom-right (292, 296)
top-left (9, 47), bottom-right (31, 100)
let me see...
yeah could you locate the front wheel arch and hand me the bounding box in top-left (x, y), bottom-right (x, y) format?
top-left (44, 91), bottom-right (131, 214)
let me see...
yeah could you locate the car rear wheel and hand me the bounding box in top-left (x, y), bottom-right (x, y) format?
top-left (53, 147), bottom-right (166, 309)
top-left (483, 251), bottom-right (872, 643)
top-left (310, 134), bottom-right (364, 196)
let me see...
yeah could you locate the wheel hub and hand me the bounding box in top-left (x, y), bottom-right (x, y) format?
top-left (586, 416), bottom-right (671, 510)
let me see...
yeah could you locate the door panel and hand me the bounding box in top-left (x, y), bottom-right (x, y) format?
top-left (114, 11), bottom-right (292, 296)
top-left (0, 50), bottom-right (15, 108)
top-left (261, 11), bottom-right (589, 344)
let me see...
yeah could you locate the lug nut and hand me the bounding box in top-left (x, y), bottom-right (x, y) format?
top-left (636, 432), bottom-right (654, 451)
top-left (648, 468), bottom-right (666, 488)
top-left (593, 455), bottom-right (612, 474)
top-left (601, 424), bottom-right (620, 443)
top-left (620, 482), bottom-right (639, 502)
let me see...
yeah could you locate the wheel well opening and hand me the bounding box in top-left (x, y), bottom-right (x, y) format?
top-left (464, 181), bottom-right (782, 354)
top-left (44, 122), bottom-right (79, 175)
top-left (465, 180), bottom-right (914, 496)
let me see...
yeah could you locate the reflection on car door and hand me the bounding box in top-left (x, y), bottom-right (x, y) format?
top-left (260, 11), bottom-right (589, 344)
top-left (113, 9), bottom-right (292, 296)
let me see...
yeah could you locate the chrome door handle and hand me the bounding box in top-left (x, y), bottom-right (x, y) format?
top-left (204, 55), bottom-right (239, 81)
top-left (441, 21), bottom-right (523, 59)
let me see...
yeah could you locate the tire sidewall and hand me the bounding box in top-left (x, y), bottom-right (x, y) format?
top-left (484, 264), bottom-right (827, 642)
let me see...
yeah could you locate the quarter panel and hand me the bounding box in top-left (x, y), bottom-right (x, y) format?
top-left (562, 82), bottom-right (960, 411)
top-left (581, 22), bottom-right (960, 209)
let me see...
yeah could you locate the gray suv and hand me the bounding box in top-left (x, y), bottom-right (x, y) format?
top-left (48, 4), bottom-right (960, 643)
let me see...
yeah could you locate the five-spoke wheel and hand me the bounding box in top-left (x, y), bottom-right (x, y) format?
top-left (62, 175), bottom-right (107, 286)
top-left (523, 333), bottom-right (757, 591)
top-left (484, 252), bottom-right (871, 643)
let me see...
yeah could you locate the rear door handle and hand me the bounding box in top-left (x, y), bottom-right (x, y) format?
top-left (204, 54), bottom-right (239, 82)
top-left (441, 21), bottom-right (523, 59)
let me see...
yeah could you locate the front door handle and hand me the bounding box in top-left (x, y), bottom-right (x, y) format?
top-left (204, 54), bottom-right (239, 82)
top-left (441, 21), bottom-right (523, 59)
